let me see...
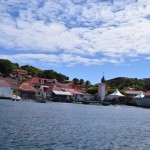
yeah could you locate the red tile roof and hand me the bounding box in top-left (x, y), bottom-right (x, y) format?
top-left (145, 91), bottom-right (150, 95)
top-left (13, 69), bottom-right (28, 74)
top-left (0, 80), bottom-right (11, 87)
top-left (2, 78), bottom-right (18, 88)
top-left (124, 90), bottom-right (144, 95)
top-left (17, 83), bottom-right (37, 92)
top-left (45, 84), bottom-right (83, 95)
top-left (25, 77), bottom-right (54, 85)
top-left (64, 88), bottom-right (83, 95)
top-left (44, 85), bottom-right (54, 93)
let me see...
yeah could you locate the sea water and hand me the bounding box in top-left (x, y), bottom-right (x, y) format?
top-left (0, 99), bottom-right (150, 150)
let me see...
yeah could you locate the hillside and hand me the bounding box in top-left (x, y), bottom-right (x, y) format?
top-left (106, 77), bottom-right (146, 90)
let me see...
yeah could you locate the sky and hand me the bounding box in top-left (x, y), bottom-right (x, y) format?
top-left (0, 0), bottom-right (150, 84)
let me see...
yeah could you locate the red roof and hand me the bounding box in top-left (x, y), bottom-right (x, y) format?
top-left (145, 91), bottom-right (150, 95)
top-left (17, 83), bottom-right (37, 92)
top-left (45, 85), bottom-right (54, 93)
top-left (45, 84), bottom-right (83, 95)
top-left (0, 80), bottom-right (11, 87)
top-left (65, 88), bottom-right (83, 95)
top-left (25, 77), bottom-right (54, 85)
top-left (124, 90), bottom-right (144, 95)
top-left (2, 78), bottom-right (18, 88)
top-left (13, 69), bottom-right (28, 73)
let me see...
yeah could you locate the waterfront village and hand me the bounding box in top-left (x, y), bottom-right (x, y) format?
top-left (0, 69), bottom-right (150, 106)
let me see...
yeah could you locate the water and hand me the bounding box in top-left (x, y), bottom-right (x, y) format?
top-left (0, 100), bottom-right (150, 150)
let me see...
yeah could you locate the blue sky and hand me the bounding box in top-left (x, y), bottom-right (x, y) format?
top-left (0, 0), bottom-right (150, 84)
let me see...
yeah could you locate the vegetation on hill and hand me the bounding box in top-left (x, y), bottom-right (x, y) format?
top-left (87, 85), bottom-right (98, 94)
top-left (0, 59), bottom-right (19, 76)
top-left (38, 70), bottom-right (69, 83)
top-left (106, 77), bottom-right (145, 90)
top-left (0, 59), bottom-right (69, 83)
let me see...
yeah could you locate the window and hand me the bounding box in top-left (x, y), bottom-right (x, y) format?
top-left (37, 92), bottom-right (41, 95)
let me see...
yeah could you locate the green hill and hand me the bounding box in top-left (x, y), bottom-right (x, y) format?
top-left (106, 77), bottom-right (145, 90)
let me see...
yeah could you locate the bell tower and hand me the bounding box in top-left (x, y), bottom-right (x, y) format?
top-left (98, 75), bottom-right (106, 101)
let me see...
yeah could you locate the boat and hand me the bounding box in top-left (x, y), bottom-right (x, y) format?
top-left (133, 93), bottom-right (150, 107)
top-left (101, 101), bottom-right (111, 106)
top-left (11, 94), bottom-right (22, 101)
top-left (35, 99), bottom-right (47, 103)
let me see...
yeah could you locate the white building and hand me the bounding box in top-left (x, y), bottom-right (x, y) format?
top-left (0, 79), bottom-right (13, 98)
top-left (98, 76), bottom-right (106, 101)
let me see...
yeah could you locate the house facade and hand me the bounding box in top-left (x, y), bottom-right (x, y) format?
top-left (11, 69), bottom-right (28, 79)
top-left (0, 79), bottom-right (13, 98)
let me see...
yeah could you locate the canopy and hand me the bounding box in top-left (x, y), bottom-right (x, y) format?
top-left (53, 90), bottom-right (73, 96)
top-left (106, 89), bottom-right (125, 100)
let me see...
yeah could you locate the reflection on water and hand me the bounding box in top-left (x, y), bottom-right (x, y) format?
top-left (0, 100), bottom-right (150, 150)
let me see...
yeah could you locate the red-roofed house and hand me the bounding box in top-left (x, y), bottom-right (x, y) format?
top-left (11, 69), bottom-right (28, 79)
top-left (23, 77), bottom-right (55, 98)
top-left (0, 79), bottom-right (13, 98)
top-left (123, 88), bottom-right (145, 104)
top-left (19, 77), bottom-right (91, 100)
top-left (2, 78), bottom-right (19, 88)
top-left (16, 83), bottom-right (37, 98)
top-left (64, 88), bottom-right (84, 100)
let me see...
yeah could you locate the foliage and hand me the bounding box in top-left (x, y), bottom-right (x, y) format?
top-left (106, 77), bottom-right (145, 90)
top-left (72, 78), bottom-right (79, 85)
top-left (85, 80), bottom-right (91, 88)
top-left (39, 70), bottom-right (69, 82)
top-left (79, 79), bottom-right (84, 85)
top-left (87, 86), bottom-right (98, 94)
top-left (0, 59), bottom-right (19, 76)
top-left (20, 65), bottom-right (42, 77)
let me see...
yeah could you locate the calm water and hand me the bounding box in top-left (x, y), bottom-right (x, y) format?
top-left (0, 100), bottom-right (150, 150)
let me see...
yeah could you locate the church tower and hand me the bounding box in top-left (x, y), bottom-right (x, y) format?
top-left (98, 76), bottom-right (106, 101)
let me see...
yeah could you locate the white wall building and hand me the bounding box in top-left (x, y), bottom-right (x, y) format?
top-left (0, 80), bottom-right (13, 98)
top-left (98, 76), bottom-right (106, 101)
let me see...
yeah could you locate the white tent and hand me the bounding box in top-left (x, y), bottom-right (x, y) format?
top-left (106, 89), bottom-right (125, 100)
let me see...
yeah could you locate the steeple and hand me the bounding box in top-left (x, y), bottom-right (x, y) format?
top-left (101, 75), bottom-right (106, 83)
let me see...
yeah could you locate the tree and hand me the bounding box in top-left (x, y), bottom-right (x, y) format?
top-left (87, 86), bottom-right (98, 94)
top-left (39, 70), bottom-right (69, 83)
top-left (85, 80), bottom-right (91, 88)
top-left (0, 59), bottom-right (13, 76)
top-left (72, 78), bottom-right (79, 85)
top-left (21, 65), bottom-right (42, 77)
top-left (79, 79), bottom-right (84, 85)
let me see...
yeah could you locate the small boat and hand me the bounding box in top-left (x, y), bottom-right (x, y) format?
top-left (11, 94), bottom-right (22, 101)
top-left (35, 99), bottom-right (47, 103)
top-left (101, 101), bottom-right (111, 106)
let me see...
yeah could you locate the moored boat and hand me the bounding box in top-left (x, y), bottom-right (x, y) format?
top-left (101, 101), bottom-right (111, 106)
top-left (11, 94), bottom-right (22, 101)
top-left (35, 99), bottom-right (47, 103)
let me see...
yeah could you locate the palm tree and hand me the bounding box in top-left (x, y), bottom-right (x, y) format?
top-left (79, 79), bottom-right (84, 85)
top-left (85, 80), bottom-right (91, 88)
top-left (72, 78), bottom-right (79, 85)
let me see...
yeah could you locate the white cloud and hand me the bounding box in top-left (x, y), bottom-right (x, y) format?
top-left (0, 53), bottom-right (123, 67)
top-left (0, 0), bottom-right (150, 66)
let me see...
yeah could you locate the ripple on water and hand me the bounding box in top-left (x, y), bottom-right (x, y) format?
top-left (0, 100), bottom-right (150, 150)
